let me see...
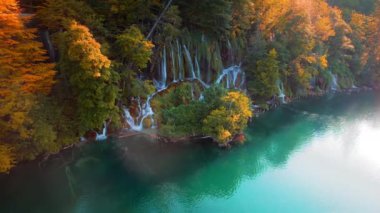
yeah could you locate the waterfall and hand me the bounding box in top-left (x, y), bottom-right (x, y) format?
top-left (96, 122), bottom-right (108, 141)
top-left (155, 48), bottom-right (168, 90)
top-left (170, 46), bottom-right (176, 82)
top-left (124, 64), bottom-right (244, 132)
top-left (329, 71), bottom-right (339, 91)
top-left (124, 96), bottom-right (155, 131)
top-left (176, 40), bottom-right (184, 80)
top-left (161, 47), bottom-right (167, 87)
top-left (40, 30), bottom-right (55, 61)
top-left (195, 55), bottom-right (201, 79)
top-left (277, 80), bottom-right (286, 104)
top-left (215, 65), bottom-right (243, 89)
top-left (123, 38), bottom-right (248, 132)
top-left (199, 93), bottom-right (204, 101)
top-left (183, 45), bottom-right (196, 79)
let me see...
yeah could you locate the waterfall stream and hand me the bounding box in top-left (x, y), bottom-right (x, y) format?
top-left (277, 80), bottom-right (286, 104)
top-left (98, 40), bottom-right (247, 134)
top-left (95, 122), bottom-right (108, 141)
top-left (124, 64), bottom-right (245, 131)
top-left (329, 71), bottom-right (339, 91)
top-left (183, 45), bottom-right (196, 79)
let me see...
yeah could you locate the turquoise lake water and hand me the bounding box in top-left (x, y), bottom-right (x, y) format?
top-left (1, 91), bottom-right (379, 212)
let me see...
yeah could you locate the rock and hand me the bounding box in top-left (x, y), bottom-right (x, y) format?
top-left (232, 133), bottom-right (246, 145)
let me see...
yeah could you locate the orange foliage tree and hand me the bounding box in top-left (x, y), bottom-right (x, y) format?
top-left (0, 0), bottom-right (56, 171)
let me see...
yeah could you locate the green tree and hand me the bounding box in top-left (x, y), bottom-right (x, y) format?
top-left (58, 21), bottom-right (119, 134)
top-left (115, 25), bottom-right (154, 100)
top-left (115, 26), bottom-right (154, 69)
top-left (248, 49), bottom-right (280, 98)
top-left (36, 0), bottom-right (105, 34)
top-left (177, 0), bottom-right (232, 37)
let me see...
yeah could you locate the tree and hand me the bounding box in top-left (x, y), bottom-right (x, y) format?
top-left (115, 25), bottom-right (154, 100)
top-left (0, 0), bottom-right (56, 162)
top-left (327, 0), bottom-right (377, 15)
top-left (203, 91), bottom-right (252, 144)
top-left (252, 0), bottom-right (291, 38)
top-left (36, 0), bottom-right (105, 34)
top-left (248, 49), bottom-right (280, 98)
top-left (369, 2), bottom-right (380, 85)
top-left (156, 85), bottom-right (252, 145)
top-left (0, 144), bottom-right (14, 173)
top-left (58, 21), bottom-right (119, 134)
top-left (115, 26), bottom-right (154, 69)
top-left (177, 0), bottom-right (232, 37)
top-left (154, 5), bottom-right (182, 44)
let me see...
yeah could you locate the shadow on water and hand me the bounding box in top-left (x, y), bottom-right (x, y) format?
top-left (0, 91), bottom-right (378, 212)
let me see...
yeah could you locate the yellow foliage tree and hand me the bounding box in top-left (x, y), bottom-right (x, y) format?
top-left (203, 92), bottom-right (252, 144)
top-left (0, 144), bottom-right (14, 173)
top-left (0, 0), bottom-right (56, 145)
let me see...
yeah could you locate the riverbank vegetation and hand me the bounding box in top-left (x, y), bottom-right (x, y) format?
top-left (1, 0), bottom-right (379, 172)
top-left (154, 85), bottom-right (252, 145)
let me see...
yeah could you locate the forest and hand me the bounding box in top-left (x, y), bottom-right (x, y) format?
top-left (0, 0), bottom-right (379, 173)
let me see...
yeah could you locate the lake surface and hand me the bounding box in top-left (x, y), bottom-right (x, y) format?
top-left (1, 91), bottom-right (380, 213)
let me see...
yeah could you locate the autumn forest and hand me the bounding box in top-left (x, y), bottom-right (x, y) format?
top-left (1, 0), bottom-right (379, 173)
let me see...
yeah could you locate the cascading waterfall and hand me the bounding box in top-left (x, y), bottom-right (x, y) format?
top-left (199, 93), bottom-right (204, 101)
top-left (329, 71), bottom-right (339, 91)
top-left (161, 47), bottom-right (167, 88)
top-left (95, 122), bottom-right (108, 141)
top-left (215, 65), bottom-right (243, 89)
top-left (183, 45), bottom-right (196, 78)
top-left (176, 40), bottom-right (184, 80)
top-left (277, 80), bottom-right (286, 104)
top-left (195, 55), bottom-right (201, 79)
top-left (154, 48), bottom-right (168, 90)
top-left (124, 96), bottom-right (155, 131)
top-left (123, 64), bottom-right (245, 131)
top-left (123, 39), bottom-right (246, 132)
top-left (170, 46), bottom-right (177, 82)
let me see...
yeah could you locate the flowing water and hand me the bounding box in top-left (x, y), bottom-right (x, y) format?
top-left (1, 92), bottom-right (380, 213)
top-left (124, 65), bottom-right (244, 132)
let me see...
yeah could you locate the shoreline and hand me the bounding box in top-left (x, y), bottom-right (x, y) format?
top-left (8, 86), bottom-right (378, 172)
top-left (77, 86), bottom-right (380, 144)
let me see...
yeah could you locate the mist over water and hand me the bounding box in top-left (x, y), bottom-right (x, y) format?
top-left (0, 91), bottom-right (379, 213)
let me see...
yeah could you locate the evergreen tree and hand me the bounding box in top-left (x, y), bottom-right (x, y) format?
top-left (177, 0), bottom-right (232, 37)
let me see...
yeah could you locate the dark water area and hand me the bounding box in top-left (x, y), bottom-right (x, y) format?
top-left (1, 91), bottom-right (380, 212)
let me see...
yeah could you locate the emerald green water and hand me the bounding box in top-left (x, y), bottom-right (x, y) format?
top-left (1, 92), bottom-right (380, 213)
